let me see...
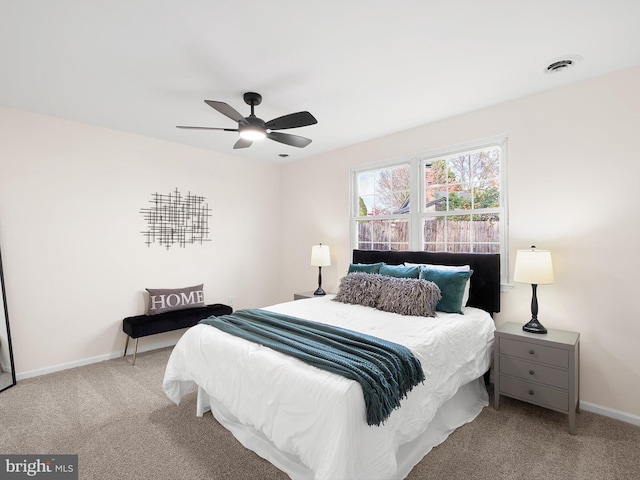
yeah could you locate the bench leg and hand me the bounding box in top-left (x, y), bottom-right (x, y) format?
top-left (123, 336), bottom-right (139, 366)
top-left (132, 338), bottom-right (139, 366)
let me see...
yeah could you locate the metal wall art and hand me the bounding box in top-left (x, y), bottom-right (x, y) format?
top-left (141, 188), bottom-right (211, 249)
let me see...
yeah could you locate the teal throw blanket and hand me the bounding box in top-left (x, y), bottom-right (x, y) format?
top-left (199, 308), bottom-right (425, 426)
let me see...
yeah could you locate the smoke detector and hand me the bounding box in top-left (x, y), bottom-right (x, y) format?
top-left (544, 55), bottom-right (582, 74)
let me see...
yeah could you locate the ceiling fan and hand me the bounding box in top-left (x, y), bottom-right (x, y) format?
top-left (177, 92), bottom-right (317, 149)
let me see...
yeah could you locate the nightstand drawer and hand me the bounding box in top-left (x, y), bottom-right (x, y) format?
top-left (499, 375), bottom-right (569, 412)
top-left (499, 357), bottom-right (569, 389)
top-left (499, 338), bottom-right (569, 368)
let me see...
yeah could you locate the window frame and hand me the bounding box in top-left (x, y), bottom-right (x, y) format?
top-left (351, 159), bottom-right (415, 251)
top-left (351, 135), bottom-right (509, 283)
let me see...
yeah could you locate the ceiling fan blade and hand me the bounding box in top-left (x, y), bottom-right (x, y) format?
top-left (265, 111), bottom-right (317, 130)
top-left (176, 126), bottom-right (238, 131)
top-left (233, 138), bottom-right (253, 149)
top-left (267, 131), bottom-right (312, 148)
top-left (204, 100), bottom-right (248, 125)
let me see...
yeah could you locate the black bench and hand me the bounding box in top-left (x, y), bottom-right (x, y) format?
top-left (122, 303), bottom-right (232, 365)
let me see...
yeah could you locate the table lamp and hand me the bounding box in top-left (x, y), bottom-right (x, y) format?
top-left (310, 244), bottom-right (331, 295)
top-left (513, 246), bottom-right (554, 334)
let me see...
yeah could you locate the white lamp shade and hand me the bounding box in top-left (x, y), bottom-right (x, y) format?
top-left (310, 244), bottom-right (331, 267)
top-left (513, 249), bottom-right (554, 285)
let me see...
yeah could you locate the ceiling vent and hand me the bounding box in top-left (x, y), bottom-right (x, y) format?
top-left (544, 55), bottom-right (582, 74)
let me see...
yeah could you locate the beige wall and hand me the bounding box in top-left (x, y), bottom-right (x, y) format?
top-left (0, 107), bottom-right (281, 376)
top-left (1, 66), bottom-right (638, 422)
top-left (279, 66), bottom-right (640, 420)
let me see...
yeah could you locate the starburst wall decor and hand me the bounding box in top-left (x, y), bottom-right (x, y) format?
top-left (141, 188), bottom-right (211, 250)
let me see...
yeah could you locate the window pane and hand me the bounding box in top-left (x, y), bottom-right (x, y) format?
top-left (358, 172), bottom-right (375, 196)
top-left (449, 214), bottom-right (471, 242)
top-left (357, 164), bottom-right (410, 216)
top-left (357, 219), bottom-right (372, 245)
top-left (357, 172), bottom-right (374, 215)
top-left (448, 182), bottom-right (472, 211)
top-left (473, 214), bottom-right (500, 244)
top-left (424, 145), bottom-right (501, 213)
top-left (473, 183), bottom-right (500, 209)
top-left (473, 144), bottom-right (500, 209)
top-left (357, 219), bottom-right (408, 250)
top-left (423, 217), bottom-right (444, 246)
top-left (424, 159), bottom-right (447, 212)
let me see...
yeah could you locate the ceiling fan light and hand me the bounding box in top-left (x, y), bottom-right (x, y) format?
top-left (239, 126), bottom-right (267, 141)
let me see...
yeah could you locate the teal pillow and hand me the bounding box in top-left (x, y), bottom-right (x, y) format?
top-left (419, 268), bottom-right (473, 314)
top-left (348, 262), bottom-right (384, 274)
top-left (379, 264), bottom-right (420, 279)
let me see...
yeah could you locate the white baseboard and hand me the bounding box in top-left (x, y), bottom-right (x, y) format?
top-left (579, 401), bottom-right (640, 427)
top-left (15, 337), bottom-right (178, 381)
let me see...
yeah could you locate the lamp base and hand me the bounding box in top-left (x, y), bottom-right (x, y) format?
top-left (522, 318), bottom-right (547, 334)
top-left (313, 287), bottom-right (326, 296)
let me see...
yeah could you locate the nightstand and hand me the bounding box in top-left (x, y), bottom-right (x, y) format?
top-left (293, 291), bottom-right (328, 300)
top-left (293, 290), bottom-right (324, 300)
top-left (494, 322), bottom-right (580, 434)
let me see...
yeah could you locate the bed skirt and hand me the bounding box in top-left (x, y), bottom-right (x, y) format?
top-left (196, 376), bottom-right (489, 480)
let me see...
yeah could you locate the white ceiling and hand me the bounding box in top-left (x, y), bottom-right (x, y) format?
top-left (2, 1), bottom-right (640, 163)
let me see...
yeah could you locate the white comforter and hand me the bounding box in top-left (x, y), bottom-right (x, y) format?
top-left (163, 296), bottom-right (495, 480)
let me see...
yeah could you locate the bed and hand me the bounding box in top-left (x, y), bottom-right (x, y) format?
top-left (163, 249), bottom-right (500, 480)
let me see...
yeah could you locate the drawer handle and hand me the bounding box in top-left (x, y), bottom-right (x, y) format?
top-left (528, 349), bottom-right (535, 355)
top-left (528, 390), bottom-right (535, 395)
top-left (529, 370), bottom-right (535, 375)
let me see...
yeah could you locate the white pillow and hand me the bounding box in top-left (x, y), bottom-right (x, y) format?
top-left (404, 263), bottom-right (471, 307)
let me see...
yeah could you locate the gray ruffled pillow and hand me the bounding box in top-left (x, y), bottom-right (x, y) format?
top-left (333, 272), bottom-right (441, 317)
top-left (333, 272), bottom-right (384, 308)
top-left (376, 276), bottom-right (441, 317)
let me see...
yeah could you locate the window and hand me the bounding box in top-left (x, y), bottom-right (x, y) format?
top-left (352, 136), bottom-right (508, 280)
top-left (354, 163), bottom-right (411, 251)
top-left (422, 144), bottom-right (501, 253)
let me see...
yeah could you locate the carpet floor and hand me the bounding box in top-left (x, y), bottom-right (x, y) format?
top-left (1, 347), bottom-right (638, 479)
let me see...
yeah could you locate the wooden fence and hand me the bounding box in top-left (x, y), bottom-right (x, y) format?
top-left (357, 219), bottom-right (499, 253)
